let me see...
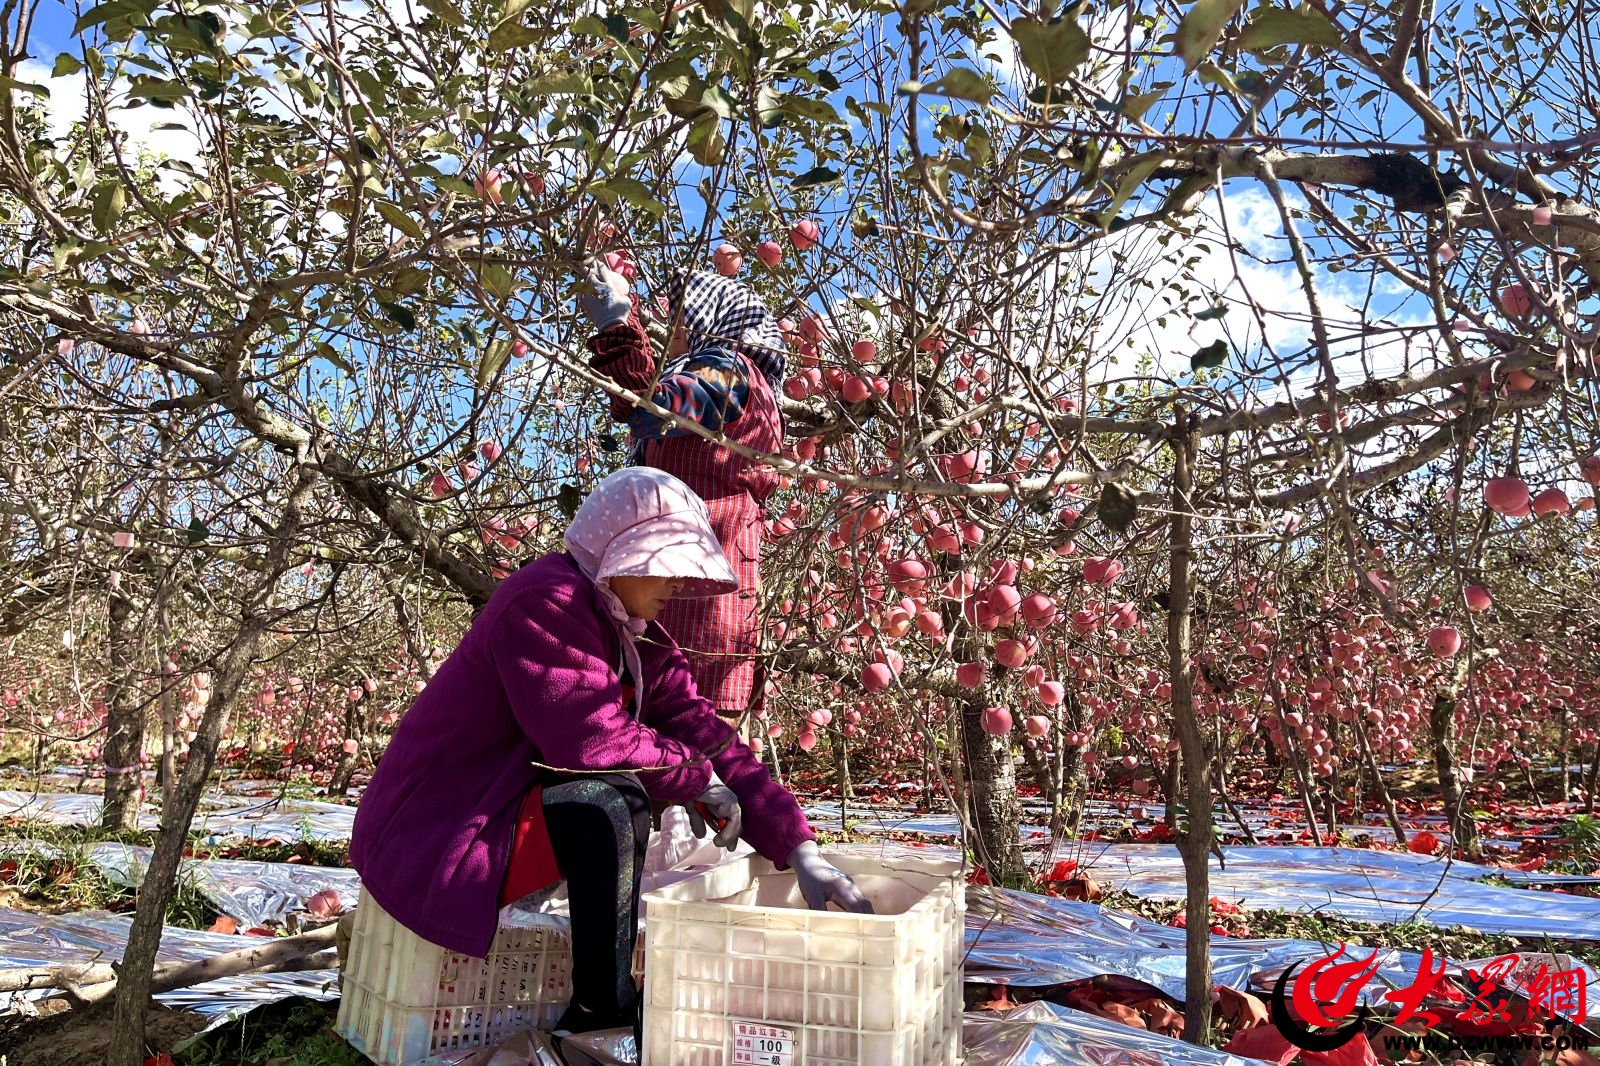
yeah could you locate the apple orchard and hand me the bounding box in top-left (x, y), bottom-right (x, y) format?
top-left (1, 0), bottom-right (1599, 1059)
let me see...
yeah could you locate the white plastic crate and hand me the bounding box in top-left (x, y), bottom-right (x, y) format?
top-left (641, 851), bottom-right (965, 1066)
top-left (336, 889), bottom-right (650, 1065)
top-left (335, 889), bottom-right (576, 1064)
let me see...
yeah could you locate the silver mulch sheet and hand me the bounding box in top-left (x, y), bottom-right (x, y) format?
top-left (0, 905), bottom-right (337, 1019)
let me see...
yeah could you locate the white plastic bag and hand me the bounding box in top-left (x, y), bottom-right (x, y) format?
top-left (500, 805), bottom-right (751, 927)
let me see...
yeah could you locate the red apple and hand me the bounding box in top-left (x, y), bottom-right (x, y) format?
top-left (306, 889), bottom-right (343, 917)
top-left (474, 168), bottom-right (504, 204)
top-left (956, 662), bottom-right (987, 689)
top-left (756, 241), bottom-right (783, 268)
top-left (981, 707), bottom-right (1013, 736)
top-left (1021, 593), bottom-right (1057, 629)
top-left (994, 639), bottom-right (1029, 668)
top-left (851, 339), bottom-right (877, 362)
top-left (1426, 625), bottom-right (1462, 657)
top-left (1500, 283), bottom-right (1533, 317)
top-left (1532, 487), bottom-right (1570, 516)
top-left (1484, 477), bottom-right (1529, 515)
top-left (1581, 455), bottom-right (1600, 487)
top-left (712, 243), bottom-right (744, 275)
top-left (1082, 557), bottom-right (1124, 587)
top-left (789, 219), bottom-right (821, 250)
top-left (1024, 715), bottom-right (1051, 737)
top-left (986, 585), bottom-right (1022, 624)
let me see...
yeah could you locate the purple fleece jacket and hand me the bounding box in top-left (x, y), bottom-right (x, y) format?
top-left (349, 551), bottom-right (815, 956)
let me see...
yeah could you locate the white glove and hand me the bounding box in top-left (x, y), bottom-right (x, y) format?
top-left (787, 841), bottom-right (874, 914)
top-left (687, 771), bottom-right (743, 851)
top-left (578, 260), bottom-right (632, 329)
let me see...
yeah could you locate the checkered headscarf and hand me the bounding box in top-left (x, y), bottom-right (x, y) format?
top-left (662, 270), bottom-right (785, 391)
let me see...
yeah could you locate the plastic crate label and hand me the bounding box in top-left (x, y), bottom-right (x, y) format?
top-left (730, 1021), bottom-right (795, 1065)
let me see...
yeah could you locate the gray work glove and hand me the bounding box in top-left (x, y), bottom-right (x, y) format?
top-left (787, 840), bottom-right (874, 913)
top-left (578, 260), bottom-right (632, 330)
top-left (687, 771), bottom-right (743, 851)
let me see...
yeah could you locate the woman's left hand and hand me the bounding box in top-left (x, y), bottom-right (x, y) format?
top-left (788, 841), bottom-right (874, 913)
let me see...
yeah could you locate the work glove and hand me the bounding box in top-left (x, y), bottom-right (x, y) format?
top-left (787, 840), bottom-right (875, 914)
top-left (578, 260), bottom-right (633, 330)
top-left (687, 771), bottom-right (743, 851)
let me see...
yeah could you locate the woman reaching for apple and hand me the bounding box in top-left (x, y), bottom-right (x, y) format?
top-left (578, 262), bottom-right (785, 733)
top-left (350, 468), bottom-right (868, 1046)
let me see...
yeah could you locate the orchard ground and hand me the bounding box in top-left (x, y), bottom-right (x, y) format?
top-left (0, 737), bottom-right (1597, 1066)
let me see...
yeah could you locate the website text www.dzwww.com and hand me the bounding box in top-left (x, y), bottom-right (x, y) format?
top-left (1386, 1032), bottom-right (1596, 1054)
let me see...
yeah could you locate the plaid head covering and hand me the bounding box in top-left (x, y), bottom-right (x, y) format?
top-left (661, 269), bottom-right (786, 391)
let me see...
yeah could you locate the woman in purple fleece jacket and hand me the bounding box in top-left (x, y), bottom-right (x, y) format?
top-left (350, 466), bottom-right (867, 1041)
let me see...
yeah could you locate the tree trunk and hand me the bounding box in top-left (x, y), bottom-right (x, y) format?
top-left (1558, 710), bottom-right (1570, 803)
top-left (1167, 411), bottom-right (1213, 1043)
top-left (959, 695), bottom-right (1023, 883)
top-left (1322, 721), bottom-right (1341, 840)
top-left (1429, 689), bottom-right (1481, 859)
top-left (101, 563), bottom-right (147, 833)
top-left (155, 576), bottom-right (179, 817)
top-left (110, 466), bottom-right (316, 1066)
top-left (327, 688), bottom-right (364, 798)
top-left (1162, 747), bottom-right (1183, 834)
top-left (1354, 717), bottom-right (1408, 847)
top-left (1054, 690), bottom-right (1087, 839)
top-left (1584, 745), bottom-right (1598, 815)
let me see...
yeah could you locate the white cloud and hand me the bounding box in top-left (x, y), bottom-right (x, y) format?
top-left (18, 58), bottom-right (202, 182)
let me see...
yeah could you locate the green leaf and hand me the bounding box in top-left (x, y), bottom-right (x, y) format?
top-left (74, 1), bottom-right (140, 35)
top-left (186, 517), bottom-right (209, 544)
top-left (598, 432), bottom-right (621, 453)
top-left (593, 177), bottom-right (666, 217)
top-left (1098, 482), bottom-right (1139, 534)
top-left (419, 0), bottom-right (465, 26)
top-left (1098, 151), bottom-right (1167, 229)
top-left (685, 114), bottom-right (726, 165)
top-left (52, 53), bottom-right (84, 77)
top-left (1196, 61), bottom-right (1243, 96)
top-left (315, 341), bottom-right (356, 377)
top-left (779, 95), bottom-right (843, 125)
top-left (1175, 0), bottom-right (1248, 71)
top-left (128, 75), bottom-right (189, 104)
top-left (477, 262), bottom-right (516, 301)
top-left (701, 84), bottom-right (740, 119)
top-left (375, 201), bottom-right (424, 239)
top-left (91, 181), bottom-right (126, 233)
top-left (601, 14), bottom-right (630, 41)
top-left (1118, 88), bottom-right (1164, 119)
top-left (791, 165), bottom-right (842, 189)
top-left (1011, 15), bottom-right (1092, 86)
top-left (1190, 338), bottom-right (1229, 371)
top-left (0, 75), bottom-right (49, 98)
top-left (556, 483), bottom-right (584, 519)
top-left (378, 300), bottom-right (417, 331)
top-left (920, 66), bottom-right (995, 103)
top-left (1235, 8), bottom-right (1342, 51)
top-left (488, 15), bottom-right (540, 50)
top-left (390, 267), bottom-right (431, 295)
top-left (477, 337), bottom-right (511, 386)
